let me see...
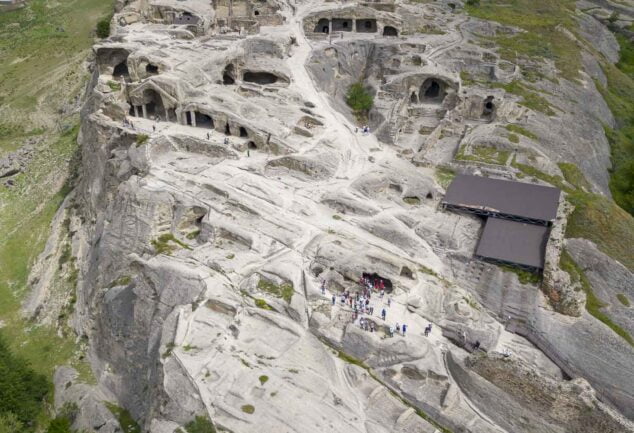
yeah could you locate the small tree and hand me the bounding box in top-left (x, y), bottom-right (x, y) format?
top-left (346, 82), bottom-right (373, 121)
top-left (96, 17), bottom-right (111, 38)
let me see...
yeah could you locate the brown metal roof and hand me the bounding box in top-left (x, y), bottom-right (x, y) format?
top-left (476, 218), bottom-right (550, 269)
top-left (442, 175), bottom-right (561, 222)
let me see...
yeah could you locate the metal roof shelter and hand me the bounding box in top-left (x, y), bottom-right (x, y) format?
top-left (475, 218), bottom-right (550, 271)
top-left (441, 175), bottom-right (561, 225)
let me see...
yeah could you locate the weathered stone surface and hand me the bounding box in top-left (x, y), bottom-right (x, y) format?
top-left (24, 0), bottom-right (634, 431)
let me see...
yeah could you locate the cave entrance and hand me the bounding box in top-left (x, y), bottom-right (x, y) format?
top-left (383, 26), bottom-right (398, 37)
top-left (195, 112), bottom-right (214, 129)
top-left (186, 111), bottom-right (193, 126)
top-left (362, 272), bottom-right (393, 293)
top-left (142, 89), bottom-right (165, 120)
top-left (243, 71), bottom-right (278, 85)
top-left (254, 10), bottom-right (260, 16)
top-left (239, 126), bottom-right (248, 137)
top-left (332, 18), bottom-right (352, 32)
top-left (146, 64), bottom-right (159, 75)
top-left (410, 92), bottom-right (418, 104)
top-left (224, 123), bottom-right (231, 135)
top-left (357, 19), bottom-right (377, 33)
top-left (113, 62), bottom-right (129, 79)
top-left (248, 141), bottom-right (257, 150)
top-left (482, 96), bottom-right (496, 120)
top-left (315, 18), bottom-right (330, 33)
top-left (420, 78), bottom-right (446, 103)
top-left (223, 64), bottom-right (236, 85)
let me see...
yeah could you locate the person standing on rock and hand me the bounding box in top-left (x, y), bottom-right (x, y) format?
top-left (381, 308), bottom-right (386, 320)
top-left (389, 325), bottom-right (394, 337)
top-left (387, 297), bottom-right (391, 307)
top-left (332, 295), bottom-right (336, 305)
top-left (396, 323), bottom-right (400, 334)
top-left (402, 324), bottom-right (407, 337)
top-left (321, 280), bottom-right (326, 295)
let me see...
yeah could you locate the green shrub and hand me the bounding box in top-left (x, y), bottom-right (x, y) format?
top-left (0, 333), bottom-right (49, 429)
top-left (0, 413), bottom-right (23, 433)
top-left (257, 279), bottom-right (294, 303)
top-left (46, 416), bottom-right (72, 433)
top-left (346, 82), bottom-right (373, 120)
top-left (241, 404), bottom-right (255, 414)
top-left (136, 134), bottom-right (149, 146)
top-left (105, 403), bottom-right (141, 433)
top-left (254, 298), bottom-right (273, 310)
top-left (258, 375), bottom-right (269, 385)
top-left (617, 293), bottom-right (630, 307)
top-left (96, 17), bottom-right (111, 39)
top-left (184, 415), bottom-right (216, 433)
top-left (505, 124), bottom-right (538, 140)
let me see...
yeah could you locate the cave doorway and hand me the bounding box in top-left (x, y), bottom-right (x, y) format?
top-left (146, 64), bottom-right (159, 75)
top-left (362, 272), bottom-right (393, 293)
top-left (332, 18), bottom-right (352, 32)
top-left (357, 19), bottom-right (377, 33)
top-left (195, 112), bottom-right (214, 129)
top-left (383, 26), bottom-right (398, 37)
top-left (223, 64), bottom-right (236, 85)
top-left (243, 71), bottom-right (278, 85)
top-left (142, 89), bottom-right (166, 120)
top-left (239, 126), bottom-right (248, 137)
top-left (113, 62), bottom-right (129, 79)
top-left (315, 18), bottom-right (330, 33)
top-left (420, 78), bottom-right (446, 103)
top-left (482, 96), bottom-right (496, 121)
top-left (248, 141), bottom-right (257, 150)
top-left (225, 123), bottom-right (231, 135)
top-left (410, 92), bottom-right (418, 104)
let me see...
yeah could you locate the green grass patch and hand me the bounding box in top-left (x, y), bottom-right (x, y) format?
top-left (151, 233), bottom-right (192, 255)
top-left (257, 278), bottom-right (294, 303)
top-left (346, 82), bottom-right (373, 121)
top-left (186, 229), bottom-right (201, 240)
top-left (418, 24), bottom-right (445, 34)
top-left (491, 81), bottom-right (556, 115)
top-left (465, 0), bottom-right (581, 82)
top-left (107, 80), bottom-right (121, 91)
top-left (435, 166), bottom-right (456, 188)
top-left (508, 133), bottom-right (519, 144)
top-left (135, 134), bottom-right (149, 146)
top-left (596, 35), bottom-right (634, 216)
top-left (254, 298), bottom-right (273, 310)
top-left (558, 162), bottom-right (593, 191)
top-left (616, 293), bottom-right (630, 307)
top-left (403, 196), bottom-right (421, 205)
top-left (108, 275), bottom-right (131, 288)
top-left (560, 250), bottom-right (633, 346)
top-left (105, 403), bottom-right (141, 433)
top-left (505, 124), bottom-right (538, 140)
top-left (240, 405), bottom-right (255, 414)
top-left (258, 375), bottom-right (269, 385)
top-left (180, 415), bottom-right (216, 433)
top-left (332, 214), bottom-right (342, 220)
top-left (457, 144), bottom-right (510, 165)
top-left (497, 264), bottom-right (541, 285)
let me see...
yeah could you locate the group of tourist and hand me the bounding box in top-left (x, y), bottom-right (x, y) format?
top-left (355, 125), bottom-right (371, 135)
top-left (324, 275), bottom-right (420, 340)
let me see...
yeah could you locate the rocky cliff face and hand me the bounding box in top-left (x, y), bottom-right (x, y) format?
top-left (27, 0), bottom-right (634, 432)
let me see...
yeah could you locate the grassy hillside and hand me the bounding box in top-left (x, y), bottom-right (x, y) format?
top-left (0, 0), bottom-right (114, 430)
